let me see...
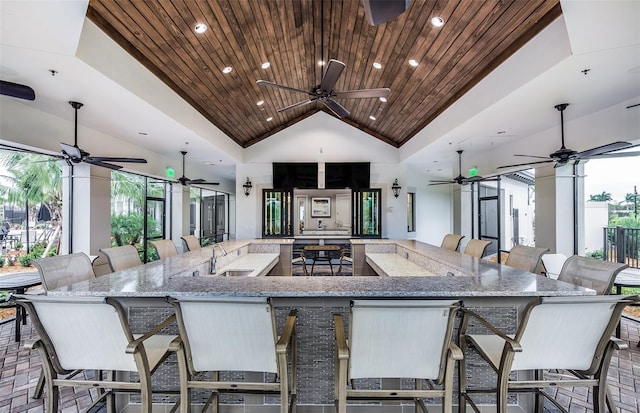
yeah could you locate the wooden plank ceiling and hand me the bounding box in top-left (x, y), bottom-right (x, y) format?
top-left (87, 0), bottom-right (561, 148)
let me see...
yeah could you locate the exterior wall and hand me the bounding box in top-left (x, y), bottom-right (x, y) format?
top-left (584, 201), bottom-right (608, 255)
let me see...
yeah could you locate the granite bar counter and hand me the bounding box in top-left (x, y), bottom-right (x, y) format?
top-left (46, 239), bottom-right (594, 412)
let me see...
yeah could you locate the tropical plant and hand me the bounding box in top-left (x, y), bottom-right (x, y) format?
top-left (18, 254), bottom-right (32, 267)
top-left (585, 249), bottom-right (604, 260)
top-left (588, 191), bottom-right (613, 202)
top-left (111, 213), bottom-right (144, 246)
top-left (0, 256), bottom-right (5, 267)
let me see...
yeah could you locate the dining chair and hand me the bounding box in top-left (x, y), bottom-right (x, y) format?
top-left (32, 252), bottom-right (96, 291)
top-left (334, 299), bottom-right (462, 413)
top-left (458, 295), bottom-right (639, 413)
top-left (337, 248), bottom-right (353, 274)
top-left (503, 245), bottom-right (549, 273)
top-left (180, 235), bottom-right (201, 252)
top-left (463, 239), bottom-right (492, 258)
top-left (167, 296), bottom-right (298, 413)
top-left (440, 234), bottom-right (465, 252)
top-left (292, 248), bottom-right (308, 275)
top-left (15, 294), bottom-right (179, 413)
top-left (557, 255), bottom-right (627, 295)
top-left (150, 239), bottom-right (178, 259)
top-left (99, 245), bottom-right (143, 272)
top-left (540, 253), bottom-right (567, 279)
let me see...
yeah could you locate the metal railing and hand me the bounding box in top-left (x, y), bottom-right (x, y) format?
top-left (604, 226), bottom-right (640, 269)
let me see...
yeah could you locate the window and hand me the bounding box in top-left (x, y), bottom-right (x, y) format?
top-left (407, 192), bottom-right (415, 232)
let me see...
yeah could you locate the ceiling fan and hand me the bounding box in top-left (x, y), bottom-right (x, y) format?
top-left (59, 101), bottom-right (147, 170)
top-left (256, 59), bottom-right (390, 119)
top-left (177, 151), bottom-right (219, 186)
top-left (0, 80), bottom-right (35, 101)
top-left (498, 103), bottom-right (638, 170)
top-left (429, 150), bottom-right (485, 186)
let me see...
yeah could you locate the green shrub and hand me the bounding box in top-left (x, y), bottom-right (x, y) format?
top-left (18, 254), bottom-right (32, 267)
top-left (585, 249), bottom-right (604, 260)
top-left (14, 241), bottom-right (23, 250)
top-left (0, 256), bottom-right (5, 267)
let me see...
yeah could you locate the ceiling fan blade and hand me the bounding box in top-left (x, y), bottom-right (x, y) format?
top-left (87, 156), bottom-right (147, 164)
top-left (320, 59), bottom-right (346, 92)
top-left (463, 176), bottom-right (485, 183)
top-left (188, 179), bottom-right (220, 185)
top-left (334, 88), bottom-right (390, 99)
top-left (588, 150), bottom-right (640, 159)
top-left (60, 142), bottom-right (83, 161)
top-left (83, 158), bottom-right (123, 170)
top-left (513, 154), bottom-right (550, 159)
top-left (575, 141), bottom-right (632, 158)
top-left (428, 181), bottom-right (455, 186)
top-left (0, 80), bottom-right (35, 101)
top-left (256, 80), bottom-right (310, 95)
top-left (277, 99), bottom-right (316, 113)
top-left (323, 99), bottom-right (350, 118)
top-left (497, 159), bottom-right (554, 169)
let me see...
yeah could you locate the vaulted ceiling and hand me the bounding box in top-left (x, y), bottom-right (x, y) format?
top-left (86, 0), bottom-right (561, 149)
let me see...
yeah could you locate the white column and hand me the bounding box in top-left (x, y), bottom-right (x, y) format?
top-left (534, 163), bottom-right (580, 255)
top-left (61, 163), bottom-right (111, 256)
top-left (171, 183), bottom-right (190, 252)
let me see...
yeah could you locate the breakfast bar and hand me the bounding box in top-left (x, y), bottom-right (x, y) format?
top-left (46, 239), bottom-right (595, 412)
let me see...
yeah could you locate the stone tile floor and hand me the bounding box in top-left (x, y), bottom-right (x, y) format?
top-left (0, 311), bottom-right (638, 412)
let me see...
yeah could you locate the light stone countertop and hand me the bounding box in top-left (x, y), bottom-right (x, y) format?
top-left (215, 253), bottom-right (279, 277)
top-left (47, 240), bottom-right (594, 298)
top-left (366, 253), bottom-right (439, 277)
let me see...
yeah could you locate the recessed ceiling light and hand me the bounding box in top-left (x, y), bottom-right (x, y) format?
top-left (194, 23), bottom-right (208, 34)
top-left (222, 66), bottom-right (233, 74)
top-left (257, 100), bottom-right (264, 106)
top-left (373, 62), bottom-right (382, 69)
top-left (369, 115), bottom-right (377, 121)
top-left (266, 117), bottom-right (273, 122)
top-left (431, 16), bottom-right (444, 27)
top-left (261, 61), bottom-right (270, 69)
top-left (379, 97), bottom-right (387, 103)
top-left (409, 59), bottom-right (419, 67)
top-left (318, 60), bottom-right (325, 66)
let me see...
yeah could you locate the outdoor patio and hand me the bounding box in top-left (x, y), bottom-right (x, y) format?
top-left (0, 308), bottom-right (638, 412)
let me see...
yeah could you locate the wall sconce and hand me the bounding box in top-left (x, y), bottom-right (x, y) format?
top-left (391, 179), bottom-right (401, 198)
top-left (242, 177), bottom-right (252, 197)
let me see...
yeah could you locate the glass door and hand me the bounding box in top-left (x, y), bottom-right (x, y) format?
top-left (352, 189), bottom-right (381, 238)
top-left (476, 178), bottom-right (501, 259)
top-left (263, 189), bottom-right (293, 237)
top-left (144, 179), bottom-right (167, 262)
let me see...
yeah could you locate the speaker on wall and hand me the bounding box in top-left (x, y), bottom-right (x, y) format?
top-left (362, 0), bottom-right (411, 26)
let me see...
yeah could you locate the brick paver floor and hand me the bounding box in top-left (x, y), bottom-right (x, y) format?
top-left (1, 312), bottom-right (639, 412)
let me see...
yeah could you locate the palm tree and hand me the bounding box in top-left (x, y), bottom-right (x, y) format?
top-left (588, 191), bottom-right (613, 202)
top-left (0, 150), bottom-right (63, 255)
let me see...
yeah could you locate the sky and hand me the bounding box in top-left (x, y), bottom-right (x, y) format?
top-left (583, 156), bottom-right (639, 203)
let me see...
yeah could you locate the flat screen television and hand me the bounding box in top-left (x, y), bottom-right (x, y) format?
top-left (325, 162), bottom-right (370, 189)
top-left (272, 163), bottom-right (318, 189)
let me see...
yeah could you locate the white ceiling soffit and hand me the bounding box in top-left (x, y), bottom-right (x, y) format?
top-left (0, 0), bottom-right (88, 55)
top-left (561, 0), bottom-right (640, 54)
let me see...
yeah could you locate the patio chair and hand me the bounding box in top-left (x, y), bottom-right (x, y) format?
top-left (14, 294), bottom-right (179, 413)
top-left (334, 299), bottom-right (462, 413)
top-left (557, 255), bottom-right (627, 295)
top-left (503, 245), bottom-right (549, 274)
top-left (99, 245), bottom-right (142, 272)
top-left (180, 235), bottom-right (201, 252)
top-left (440, 234), bottom-right (464, 252)
top-left (292, 248), bottom-right (308, 275)
top-left (32, 252), bottom-right (96, 291)
top-left (150, 239), bottom-right (178, 259)
top-left (540, 253), bottom-right (567, 279)
top-left (458, 295), bottom-right (639, 413)
top-left (463, 239), bottom-right (492, 258)
top-left (167, 296), bottom-right (298, 413)
top-left (337, 248), bottom-right (353, 275)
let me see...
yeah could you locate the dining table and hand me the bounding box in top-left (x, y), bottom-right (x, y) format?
top-left (303, 244), bottom-right (341, 275)
top-left (0, 272), bottom-right (42, 342)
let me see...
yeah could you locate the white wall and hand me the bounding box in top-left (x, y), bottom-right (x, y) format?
top-left (584, 201), bottom-right (608, 254)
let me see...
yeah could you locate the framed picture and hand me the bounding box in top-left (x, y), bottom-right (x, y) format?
top-left (311, 197), bottom-right (331, 217)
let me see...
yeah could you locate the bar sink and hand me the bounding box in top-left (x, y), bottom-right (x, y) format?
top-left (217, 269), bottom-right (254, 277)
